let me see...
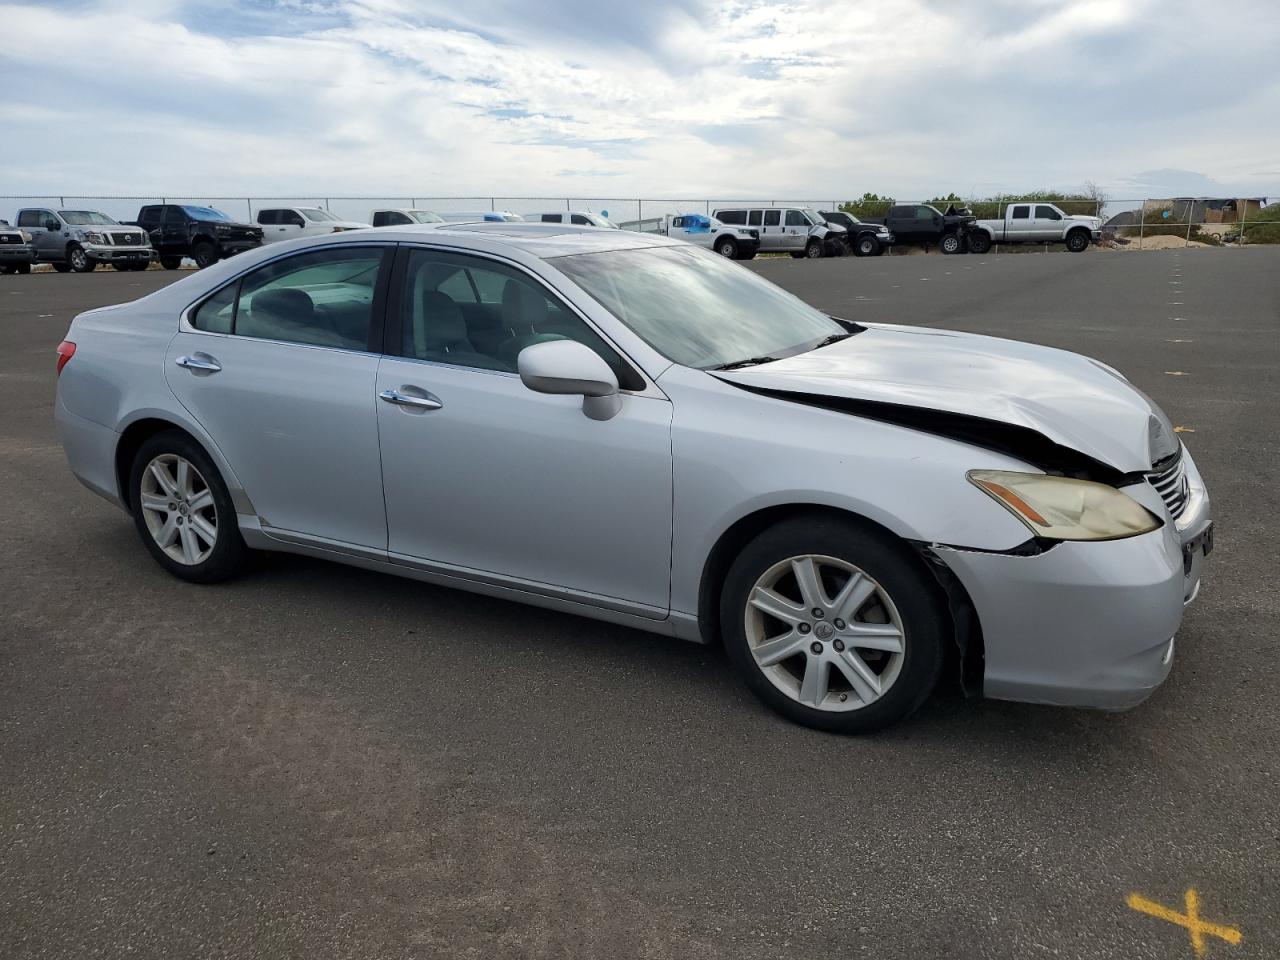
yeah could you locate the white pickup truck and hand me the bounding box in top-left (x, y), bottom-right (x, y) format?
top-left (969, 203), bottom-right (1102, 253)
top-left (625, 212), bottom-right (760, 260)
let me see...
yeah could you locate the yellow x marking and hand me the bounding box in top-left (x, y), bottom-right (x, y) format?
top-left (1127, 888), bottom-right (1242, 957)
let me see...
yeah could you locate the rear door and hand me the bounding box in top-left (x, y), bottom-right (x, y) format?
top-left (1007, 204), bottom-right (1033, 240)
top-left (164, 243), bottom-right (394, 549)
top-left (160, 206), bottom-right (188, 252)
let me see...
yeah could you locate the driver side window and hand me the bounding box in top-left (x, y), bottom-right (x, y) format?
top-left (397, 249), bottom-right (639, 388)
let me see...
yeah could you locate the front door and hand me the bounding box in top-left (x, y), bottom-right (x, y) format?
top-left (1033, 204), bottom-right (1063, 241)
top-left (375, 246), bottom-right (674, 613)
top-left (164, 244), bottom-right (393, 549)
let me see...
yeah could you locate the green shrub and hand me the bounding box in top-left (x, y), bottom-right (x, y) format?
top-left (1241, 203), bottom-right (1280, 244)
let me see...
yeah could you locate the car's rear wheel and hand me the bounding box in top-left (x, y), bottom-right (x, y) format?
top-left (17, 263), bottom-right (31, 274)
top-left (940, 232), bottom-right (965, 255)
top-left (192, 241), bottom-right (219, 269)
top-left (967, 232), bottom-right (992, 255)
top-left (721, 516), bottom-right (946, 733)
top-left (0, 265), bottom-right (11, 275)
top-left (855, 235), bottom-right (880, 257)
top-left (129, 431), bottom-right (248, 583)
top-left (52, 261), bottom-right (71, 273)
top-left (159, 255), bottom-right (182, 270)
top-left (804, 239), bottom-right (823, 259)
top-left (1066, 228), bottom-right (1090, 253)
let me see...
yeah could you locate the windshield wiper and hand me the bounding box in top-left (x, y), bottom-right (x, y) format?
top-left (809, 332), bottom-right (852, 350)
top-left (709, 355), bottom-right (783, 371)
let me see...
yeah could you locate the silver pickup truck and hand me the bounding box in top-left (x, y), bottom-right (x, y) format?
top-left (16, 207), bottom-right (153, 272)
top-left (969, 203), bottom-right (1102, 253)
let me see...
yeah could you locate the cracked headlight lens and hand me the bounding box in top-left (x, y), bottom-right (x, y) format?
top-left (968, 470), bottom-right (1160, 541)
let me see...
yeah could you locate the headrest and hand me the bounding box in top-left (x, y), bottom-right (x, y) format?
top-left (419, 291), bottom-right (468, 349)
top-left (501, 279), bottom-right (549, 332)
top-left (253, 287), bottom-right (313, 321)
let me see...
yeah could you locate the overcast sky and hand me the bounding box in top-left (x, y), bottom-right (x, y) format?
top-left (2, 0), bottom-right (1278, 203)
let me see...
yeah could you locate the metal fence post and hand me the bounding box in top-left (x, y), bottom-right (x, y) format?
top-left (490, 198), bottom-right (496, 212)
top-left (1185, 199), bottom-right (1195, 247)
top-left (637, 199), bottom-right (642, 224)
top-left (1139, 199), bottom-right (1146, 248)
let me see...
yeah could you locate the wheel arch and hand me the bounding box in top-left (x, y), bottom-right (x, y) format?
top-left (696, 502), bottom-right (983, 694)
top-left (114, 415), bottom-right (251, 517)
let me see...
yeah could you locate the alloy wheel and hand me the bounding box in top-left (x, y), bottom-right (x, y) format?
top-left (744, 554), bottom-right (906, 712)
top-left (139, 454), bottom-right (218, 565)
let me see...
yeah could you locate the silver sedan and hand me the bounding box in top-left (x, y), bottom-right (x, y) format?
top-left (54, 224), bottom-right (1212, 732)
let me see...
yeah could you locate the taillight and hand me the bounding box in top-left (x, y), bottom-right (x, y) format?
top-left (55, 340), bottom-right (76, 376)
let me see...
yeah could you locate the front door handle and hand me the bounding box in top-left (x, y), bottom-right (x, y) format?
top-left (175, 353), bottom-right (222, 373)
top-left (379, 388), bottom-right (443, 410)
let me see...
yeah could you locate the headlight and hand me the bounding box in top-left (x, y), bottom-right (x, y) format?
top-left (967, 470), bottom-right (1160, 541)
top-left (84, 231), bottom-right (105, 244)
top-left (19, 230), bottom-right (32, 242)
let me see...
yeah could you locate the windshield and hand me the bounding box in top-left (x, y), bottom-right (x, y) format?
top-left (552, 245), bottom-right (845, 370)
top-left (182, 206), bottom-right (232, 221)
top-left (59, 210), bottom-right (119, 225)
top-left (409, 210), bottom-right (445, 223)
top-left (301, 208), bottom-right (339, 222)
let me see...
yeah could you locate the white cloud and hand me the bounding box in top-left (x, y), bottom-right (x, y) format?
top-left (0, 0), bottom-right (1278, 208)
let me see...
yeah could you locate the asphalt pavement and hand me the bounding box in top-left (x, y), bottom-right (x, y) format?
top-left (2, 247), bottom-right (1277, 959)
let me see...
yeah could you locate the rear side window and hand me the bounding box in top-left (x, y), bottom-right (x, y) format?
top-left (764, 210), bottom-right (782, 226)
top-left (257, 210), bottom-right (279, 225)
top-left (540, 214), bottom-right (562, 223)
top-left (17, 210), bottom-right (44, 227)
top-left (747, 210), bottom-right (763, 226)
top-left (717, 210), bottom-right (745, 225)
top-left (190, 247), bottom-right (384, 350)
top-left (1012, 206), bottom-right (1030, 220)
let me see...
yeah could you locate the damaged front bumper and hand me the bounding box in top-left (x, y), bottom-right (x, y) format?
top-left (934, 447), bottom-right (1212, 710)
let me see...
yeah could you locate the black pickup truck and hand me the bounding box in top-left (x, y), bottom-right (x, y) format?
top-left (864, 203), bottom-right (978, 254)
top-left (130, 204), bottom-right (263, 269)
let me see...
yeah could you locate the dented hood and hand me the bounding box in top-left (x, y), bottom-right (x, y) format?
top-left (715, 322), bottom-right (1173, 473)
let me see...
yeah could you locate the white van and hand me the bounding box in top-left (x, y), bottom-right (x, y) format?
top-left (712, 206), bottom-right (846, 258)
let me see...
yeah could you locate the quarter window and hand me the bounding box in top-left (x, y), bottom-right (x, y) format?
top-left (191, 247), bottom-right (383, 350)
top-left (397, 249), bottom-right (638, 387)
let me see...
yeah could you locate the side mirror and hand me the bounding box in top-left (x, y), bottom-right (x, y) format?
top-left (518, 339), bottom-right (621, 421)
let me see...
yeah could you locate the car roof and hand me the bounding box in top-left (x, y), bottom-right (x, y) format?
top-left (382, 222), bottom-right (675, 257)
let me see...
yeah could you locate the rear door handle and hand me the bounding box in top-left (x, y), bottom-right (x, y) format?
top-left (379, 388), bottom-right (443, 410)
top-left (175, 353), bottom-right (222, 373)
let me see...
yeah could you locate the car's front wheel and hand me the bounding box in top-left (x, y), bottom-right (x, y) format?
top-left (1065, 229), bottom-right (1090, 253)
top-left (804, 239), bottom-right (823, 259)
top-left (192, 241), bottom-right (220, 269)
top-left (714, 237), bottom-right (739, 259)
top-left (129, 431), bottom-right (248, 583)
top-left (940, 232), bottom-right (965, 255)
top-left (855, 235), bottom-right (880, 257)
top-left (68, 245), bottom-right (96, 272)
top-left (159, 255), bottom-right (182, 270)
top-left (721, 516), bottom-right (945, 733)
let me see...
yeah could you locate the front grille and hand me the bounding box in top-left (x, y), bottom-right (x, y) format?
top-left (111, 231), bottom-right (142, 245)
top-left (0, 233), bottom-right (21, 245)
top-left (1147, 446), bottom-right (1190, 520)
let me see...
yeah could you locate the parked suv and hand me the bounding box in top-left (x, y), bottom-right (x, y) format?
top-left (370, 209), bottom-right (445, 227)
top-left (131, 204), bottom-right (263, 270)
top-left (713, 206), bottom-right (846, 258)
top-left (256, 207), bottom-right (369, 244)
top-left (15, 208), bottom-right (152, 272)
top-left (818, 211), bottom-right (894, 257)
top-left (864, 204), bottom-right (977, 254)
top-left (0, 219), bottom-right (36, 274)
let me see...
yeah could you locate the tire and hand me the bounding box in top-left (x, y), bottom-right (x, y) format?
top-left (52, 262), bottom-right (71, 273)
top-left (804, 239), bottom-right (823, 259)
top-left (17, 262), bottom-right (31, 274)
top-left (721, 515), bottom-right (946, 733)
top-left (855, 235), bottom-right (880, 257)
top-left (68, 245), bottom-right (96, 272)
top-left (966, 232), bottom-right (992, 255)
top-left (1066, 229), bottom-right (1090, 253)
top-left (129, 430), bottom-right (249, 583)
top-left (714, 237), bottom-right (739, 259)
top-left (0, 266), bottom-right (11, 275)
top-left (940, 232), bottom-right (965, 255)
top-left (789, 252), bottom-right (805, 259)
top-left (160, 255), bottom-right (182, 270)
top-left (192, 241), bottom-right (219, 269)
